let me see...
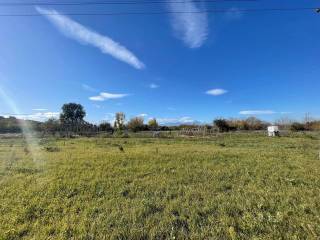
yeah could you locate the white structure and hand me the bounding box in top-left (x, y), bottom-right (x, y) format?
top-left (267, 125), bottom-right (279, 137)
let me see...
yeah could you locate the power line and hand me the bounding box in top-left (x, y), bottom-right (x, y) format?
top-left (0, 0), bottom-right (257, 6)
top-left (0, 7), bottom-right (317, 17)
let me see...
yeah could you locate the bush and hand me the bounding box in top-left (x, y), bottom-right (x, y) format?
top-left (290, 122), bottom-right (305, 131)
top-left (214, 119), bottom-right (230, 132)
top-left (99, 121), bottom-right (113, 132)
top-left (245, 117), bottom-right (266, 130)
top-left (309, 121), bottom-right (320, 131)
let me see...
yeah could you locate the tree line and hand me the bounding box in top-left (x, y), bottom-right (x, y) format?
top-left (0, 103), bottom-right (319, 134)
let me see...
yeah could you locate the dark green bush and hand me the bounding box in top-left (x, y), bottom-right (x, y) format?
top-left (290, 122), bottom-right (305, 131)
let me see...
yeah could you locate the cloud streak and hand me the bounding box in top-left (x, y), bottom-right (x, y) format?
top-left (5, 112), bottom-right (60, 121)
top-left (206, 88), bottom-right (228, 96)
top-left (138, 113), bottom-right (148, 118)
top-left (89, 92), bottom-right (129, 101)
top-left (167, 0), bottom-right (208, 48)
top-left (239, 110), bottom-right (276, 115)
top-left (239, 110), bottom-right (292, 115)
top-left (225, 7), bottom-right (243, 21)
top-left (149, 83), bottom-right (159, 89)
top-left (36, 7), bottom-right (145, 69)
top-left (32, 108), bottom-right (48, 111)
top-left (157, 116), bottom-right (197, 125)
top-left (82, 84), bottom-right (97, 92)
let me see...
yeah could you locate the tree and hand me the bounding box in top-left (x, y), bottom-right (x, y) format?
top-left (127, 117), bottom-right (144, 132)
top-left (214, 119), bottom-right (230, 132)
top-left (148, 118), bottom-right (159, 130)
top-left (114, 112), bottom-right (126, 130)
top-left (99, 121), bottom-right (113, 132)
top-left (60, 103), bottom-right (86, 125)
top-left (245, 117), bottom-right (264, 130)
top-left (275, 117), bottom-right (294, 130)
top-left (304, 113), bottom-right (314, 130)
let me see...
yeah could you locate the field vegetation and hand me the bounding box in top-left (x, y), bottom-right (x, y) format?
top-left (0, 132), bottom-right (319, 239)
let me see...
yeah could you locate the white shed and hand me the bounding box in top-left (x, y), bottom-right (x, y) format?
top-left (267, 125), bottom-right (279, 137)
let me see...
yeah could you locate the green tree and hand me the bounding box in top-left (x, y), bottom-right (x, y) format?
top-left (60, 103), bottom-right (86, 125)
top-left (214, 118), bottom-right (230, 132)
top-left (99, 121), bottom-right (113, 132)
top-left (148, 118), bottom-right (159, 130)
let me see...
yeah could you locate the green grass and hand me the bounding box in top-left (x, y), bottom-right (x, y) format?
top-left (0, 133), bottom-right (319, 239)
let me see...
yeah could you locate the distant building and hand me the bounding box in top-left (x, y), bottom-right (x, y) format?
top-left (267, 126), bottom-right (279, 137)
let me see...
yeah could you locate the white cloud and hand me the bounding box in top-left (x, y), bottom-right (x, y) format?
top-left (239, 110), bottom-right (276, 115)
top-left (149, 83), bottom-right (159, 89)
top-left (138, 113), bottom-right (148, 117)
top-left (157, 116), bottom-right (196, 125)
top-left (15, 112), bottom-right (60, 121)
top-left (167, 0), bottom-right (208, 48)
top-left (206, 88), bottom-right (228, 96)
top-left (89, 92), bottom-right (129, 101)
top-left (32, 108), bottom-right (48, 111)
top-left (36, 7), bottom-right (145, 69)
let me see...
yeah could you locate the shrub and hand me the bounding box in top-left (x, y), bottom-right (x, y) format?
top-left (309, 121), bottom-right (320, 131)
top-left (290, 122), bottom-right (305, 131)
top-left (245, 117), bottom-right (266, 130)
top-left (99, 121), bottom-right (113, 132)
top-left (214, 119), bottom-right (230, 132)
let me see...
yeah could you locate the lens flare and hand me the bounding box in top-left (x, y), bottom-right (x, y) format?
top-left (0, 85), bottom-right (42, 163)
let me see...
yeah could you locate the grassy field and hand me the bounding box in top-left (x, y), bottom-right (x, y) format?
top-left (0, 133), bottom-right (319, 239)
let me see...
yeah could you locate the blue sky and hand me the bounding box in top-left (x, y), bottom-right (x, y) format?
top-left (0, 0), bottom-right (319, 125)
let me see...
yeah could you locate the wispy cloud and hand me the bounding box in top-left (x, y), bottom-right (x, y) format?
top-left (89, 92), bottom-right (129, 101)
top-left (32, 108), bottom-right (48, 111)
top-left (167, 0), bottom-right (208, 48)
top-left (8, 112), bottom-right (60, 121)
top-left (157, 116), bottom-right (197, 125)
top-left (225, 7), bottom-right (243, 21)
top-left (239, 110), bottom-right (276, 115)
top-left (206, 88), bottom-right (228, 96)
top-left (36, 7), bottom-right (145, 69)
top-left (138, 113), bottom-right (148, 117)
top-left (82, 84), bottom-right (97, 92)
top-left (149, 83), bottom-right (159, 89)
